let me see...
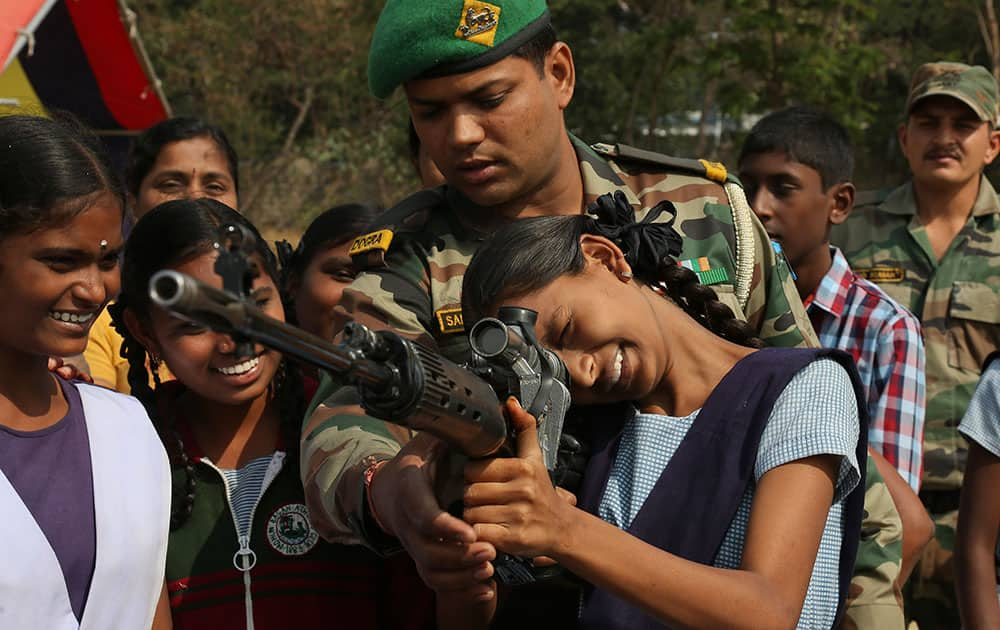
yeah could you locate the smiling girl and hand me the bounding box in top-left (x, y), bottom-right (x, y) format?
top-left (458, 192), bottom-right (868, 629)
top-left (0, 114), bottom-right (170, 628)
top-left (113, 198), bottom-right (433, 629)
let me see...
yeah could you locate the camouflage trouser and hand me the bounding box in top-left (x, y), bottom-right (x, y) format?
top-left (841, 459), bottom-right (905, 629)
top-left (905, 501), bottom-right (959, 630)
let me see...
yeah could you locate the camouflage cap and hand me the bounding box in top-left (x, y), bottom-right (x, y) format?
top-left (906, 61), bottom-right (999, 126)
top-left (367, 0), bottom-right (550, 99)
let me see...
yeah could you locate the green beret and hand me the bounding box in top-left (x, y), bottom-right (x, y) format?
top-left (368, 0), bottom-right (550, 99)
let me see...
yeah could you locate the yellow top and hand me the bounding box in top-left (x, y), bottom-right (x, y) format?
top-left (84, 306), bottom-right (172, 393)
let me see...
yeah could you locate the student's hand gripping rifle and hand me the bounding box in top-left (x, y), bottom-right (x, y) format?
top-left (147, 224), bottom-right (574, 584)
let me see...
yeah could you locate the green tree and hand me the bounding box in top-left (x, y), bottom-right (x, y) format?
top-left (129, 0), bottom-right (1000, 229)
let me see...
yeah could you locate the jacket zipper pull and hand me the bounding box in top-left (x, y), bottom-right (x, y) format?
top-left (232, 534), bottom-right (257, 572)
top-left (232, 535), bottom-right (257, 630)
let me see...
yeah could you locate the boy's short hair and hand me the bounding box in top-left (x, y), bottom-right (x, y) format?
top-left (739, 106), bottom-right (854, 190)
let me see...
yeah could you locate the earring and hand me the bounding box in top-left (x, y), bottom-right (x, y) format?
top-left (619, 270), bottom-right (633, 279)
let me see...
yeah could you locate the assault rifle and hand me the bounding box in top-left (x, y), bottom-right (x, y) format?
top-left (148, 224), bottom-right (573, 584)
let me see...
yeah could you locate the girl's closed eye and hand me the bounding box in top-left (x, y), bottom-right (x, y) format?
top-left (557, 315), bottom-right (572, 349)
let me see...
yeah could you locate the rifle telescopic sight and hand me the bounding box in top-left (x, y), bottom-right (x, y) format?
top-left (468, 318), bottom-right (512, 358)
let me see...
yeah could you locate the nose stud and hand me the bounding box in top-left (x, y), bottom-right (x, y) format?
top-left (99, 239), bottom-right (108, 252)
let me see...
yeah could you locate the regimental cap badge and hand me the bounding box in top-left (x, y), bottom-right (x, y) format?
top-left (455, 0), bottom-right (502, 47)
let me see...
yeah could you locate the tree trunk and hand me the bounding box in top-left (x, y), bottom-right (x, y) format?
top-left (695, 78), bottom-right (719, 157)
top-left (241, 85), bottom-right (316, 215)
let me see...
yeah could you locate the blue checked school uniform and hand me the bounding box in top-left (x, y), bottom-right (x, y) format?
top-left (958, 354), bottom-right (1000, 458)
top-left (957, 352), bottom-right (1000, 588)
top-left (576, 348), bottom-right (867, 630)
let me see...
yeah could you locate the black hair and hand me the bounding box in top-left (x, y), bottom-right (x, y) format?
top-left (738, 106), bottom-right (854, 190)
top-left (277, 203), bottom-right (381, 326)
top-left (0, 114), bottom-right (124, 236)
top-left (511, 22), bottom-right (558, 77)
top-left (125, 116), bottom-right (240, 198)
top-left (463, 214), bottom-right (763, 349)
top-left (111, 198), bottom-right (303, 530)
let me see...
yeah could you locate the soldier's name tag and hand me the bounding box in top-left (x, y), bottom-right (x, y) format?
top-left (436, 308), bottom-right (465, 334)
top-left (350, 229), bottom-right (394, 256)
top-left (854, 266), bottom-right (905, 283)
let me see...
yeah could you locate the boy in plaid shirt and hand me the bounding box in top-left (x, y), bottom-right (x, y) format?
top-left (739, 106), bottom-right (932, 628)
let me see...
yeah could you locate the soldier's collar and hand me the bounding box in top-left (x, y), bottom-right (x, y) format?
top-left (894, 176), bottom-right (1000, 218)
top-left (971, 175), bottom-right (1000, 218)
top-left (442, 187), bottom-right (497, 242)
top-left (879, 183), bottom-right (918, 216)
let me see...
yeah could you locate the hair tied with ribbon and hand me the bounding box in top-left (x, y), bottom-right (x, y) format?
top-left (585, 191), bottom-right (683, 275)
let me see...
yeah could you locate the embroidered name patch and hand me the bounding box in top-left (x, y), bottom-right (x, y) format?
top-left (436, 308), bottom-right (465, 334)
top-left (854, 266), bottom-right (905, 283)
top-left (455, 1), bottom-right (501, 47)
top-left (350, 229), bottom-right (394, 256)
top-left (679, 257), bottom-right (730, 286)
top-left (267, 503), bottom-right (319, 556)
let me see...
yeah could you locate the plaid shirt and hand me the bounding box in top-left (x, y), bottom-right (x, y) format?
top-left (807, 247), bottom-right (926, 491)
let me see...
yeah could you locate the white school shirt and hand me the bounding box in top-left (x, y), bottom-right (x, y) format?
top-left (0, 383), bottom-right (171, 630)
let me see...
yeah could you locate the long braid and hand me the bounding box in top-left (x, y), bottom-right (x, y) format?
top-left (153, 369), bottom-right (198, 530)
top-left (273, 358), bottom-right (305, 464)
top-left (110, 301), bottom-right (198, 530)
top-left (656, 259), bottom-right (765, 349)
top-left (585, 192), bottom-right (765, 349)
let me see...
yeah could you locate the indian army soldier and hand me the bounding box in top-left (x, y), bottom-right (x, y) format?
top-left (834, 61), bottom-right (1000, 628)
top-left (301, 0), bottom-right (816, 622)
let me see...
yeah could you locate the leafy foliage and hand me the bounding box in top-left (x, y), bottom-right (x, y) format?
top-left (129, 0), bottom-right (1000, 230)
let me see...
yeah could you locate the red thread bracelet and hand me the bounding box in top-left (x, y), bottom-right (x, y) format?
top-left (363, 457), bottom-right (390, 534)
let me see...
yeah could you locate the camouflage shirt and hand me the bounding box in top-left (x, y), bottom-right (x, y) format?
top-left (302, 136), bottom-right (818, 545)
top-left (832, 177), bottom-right (1000, 491)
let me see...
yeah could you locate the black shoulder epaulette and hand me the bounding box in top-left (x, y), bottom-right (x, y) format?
top-left (590, 142), bottom-right (731, 185)
top-left (854, 188), bottom-right (891, 209)
top-left (350, 187), bottom-right (445, 269)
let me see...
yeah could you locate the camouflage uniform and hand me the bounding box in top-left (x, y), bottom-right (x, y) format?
top-left (843, 459), bottom-right (906, 630)
top-left (833, 178), bottom-right (1000, 627)
top-left (301, 136), bottom-right (818, 547)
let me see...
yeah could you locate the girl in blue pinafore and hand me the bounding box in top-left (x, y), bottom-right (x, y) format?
top-left (457, 192), bottom-right (867, 629)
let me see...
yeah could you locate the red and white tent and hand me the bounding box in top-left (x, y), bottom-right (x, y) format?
top-left (1, 0), bottom-right (170, 131)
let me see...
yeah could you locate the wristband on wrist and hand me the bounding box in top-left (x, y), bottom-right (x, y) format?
top-left (363, 456), bottom-right (391, 534)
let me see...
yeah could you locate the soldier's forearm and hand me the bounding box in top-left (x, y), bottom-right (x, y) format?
top-left (301, 403), bottom-right (406, 544)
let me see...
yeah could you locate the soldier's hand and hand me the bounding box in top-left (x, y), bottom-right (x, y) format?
top-left (369, 432), bottom-right (497, 594)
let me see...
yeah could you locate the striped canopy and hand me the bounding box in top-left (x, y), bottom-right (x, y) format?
top-left (0, 0), bottom-right (170, 131)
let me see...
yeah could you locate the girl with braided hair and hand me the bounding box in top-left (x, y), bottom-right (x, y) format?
top-left (113, 198), bottom-right (434, 629)
top-left (457, 192), bottom-right (868, 629)
top-left (0, 114), bottom-right (170, 629)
